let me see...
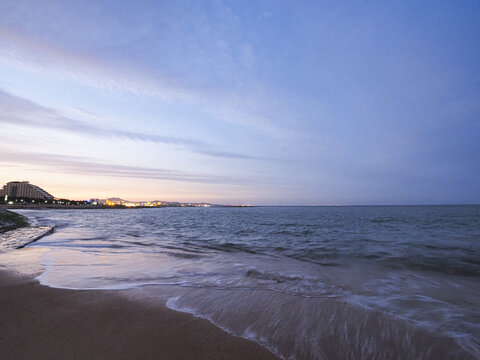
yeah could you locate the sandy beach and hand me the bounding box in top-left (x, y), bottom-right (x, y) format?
top-left (0, 270), bottom-right (278, 360)
top-left (1, 207), bottom-right (478, 359)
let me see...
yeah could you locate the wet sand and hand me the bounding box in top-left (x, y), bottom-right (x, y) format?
top-left (0, 270), bottom-right (279, 360)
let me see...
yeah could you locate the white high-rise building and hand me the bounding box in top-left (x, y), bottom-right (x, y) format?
top-left (0, 181), bottom-right (54, 200)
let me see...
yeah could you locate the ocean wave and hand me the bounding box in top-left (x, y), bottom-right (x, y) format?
top-left (245, 268), bottom-right (303, 282)
top-left (203, 242), bottom-right (259, 254)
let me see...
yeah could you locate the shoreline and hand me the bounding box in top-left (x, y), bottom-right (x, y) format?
top-left (0, 269), bottom-right (279, 360)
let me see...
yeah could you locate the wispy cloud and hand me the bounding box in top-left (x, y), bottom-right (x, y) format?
top-left (0, 3), bottom-right (294, 138)
top-left (0, 89), bottom-right (258, 160)
top-left (0, 149), bottom-right (247, 184)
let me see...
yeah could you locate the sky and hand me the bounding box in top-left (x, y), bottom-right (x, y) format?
top-left (0, 0), bottom-right (479, 205)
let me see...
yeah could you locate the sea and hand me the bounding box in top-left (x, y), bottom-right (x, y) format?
top-left (1, 206), bottom-right (479, 359)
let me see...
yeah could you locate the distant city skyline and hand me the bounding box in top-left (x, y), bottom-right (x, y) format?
top-left (0, 180), bottom-right (247, 207)
top-left (1, 1), bottom-right (479, 205)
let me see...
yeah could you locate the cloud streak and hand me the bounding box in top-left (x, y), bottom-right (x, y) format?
top-left (0, 149), bottom-right (247, 184)
top-left (0, 89), bottom-right (257, 160)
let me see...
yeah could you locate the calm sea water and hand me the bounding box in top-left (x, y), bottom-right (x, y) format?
top-left (5, 206), bottom-right (480, 359)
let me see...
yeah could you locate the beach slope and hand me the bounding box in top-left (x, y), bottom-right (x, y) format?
top-left (0, 271), bottom-right (278, 360)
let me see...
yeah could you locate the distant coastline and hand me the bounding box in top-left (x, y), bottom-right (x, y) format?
top-left (0, 181), bottom-right (252, 209)
top-left (0, 204), bottom-right (253, 210)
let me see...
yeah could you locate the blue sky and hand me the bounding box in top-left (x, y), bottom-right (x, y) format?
top-left (0, 0), bottom-right (479, 205)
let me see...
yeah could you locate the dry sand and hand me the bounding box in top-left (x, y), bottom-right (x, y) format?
top-left (0, 270), bottom-right (279, 360)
